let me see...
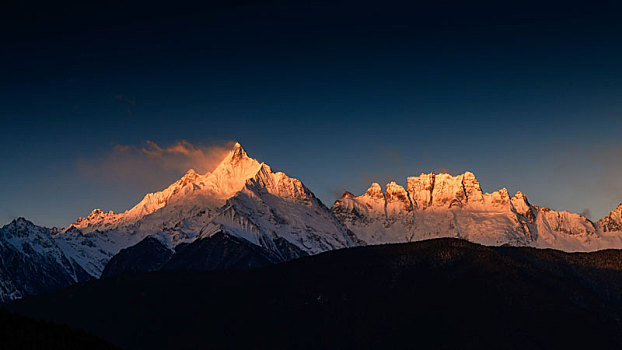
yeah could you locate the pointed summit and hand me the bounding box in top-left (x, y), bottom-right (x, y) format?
top-left (175, 169), bottom-right (200, 187)
top-left (598, 203), bottom-right (622, 232)
top-left (214, 142), bottom-right (253, 170)
top-left (210, 143), bottom-right (262, 189)
top-left (363, 183), bottom-right (384, 200)
top-left (231, 142), bottom-right (247, 161)
top-left (184, 168), bottom-right (198, 177)
top-left (340, 191), bottom-right (355, 199)
top-left (7, 217), bottom-right (35, 229)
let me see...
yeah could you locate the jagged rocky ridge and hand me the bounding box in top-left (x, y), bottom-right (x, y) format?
top-left (333, 172), bottom-right (622, 250)
top-left (2, 143), bottom-right (622, 302)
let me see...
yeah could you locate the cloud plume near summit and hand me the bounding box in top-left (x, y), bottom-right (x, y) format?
top-left (77, 140), bottom-right (234, 189)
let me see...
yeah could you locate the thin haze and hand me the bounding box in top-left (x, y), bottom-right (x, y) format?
top-left (1, 1), bottom-right (622, 226)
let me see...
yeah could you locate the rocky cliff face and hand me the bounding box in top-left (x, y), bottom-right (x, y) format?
top-left (598, 204), bottom-right (622, 232)
top-left (333, 172), bottom-right (622, 251)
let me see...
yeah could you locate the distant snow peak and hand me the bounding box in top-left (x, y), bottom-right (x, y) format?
top-left (364, 183), bottom-right (384, 200)
top-left (598, 203), bottom-right (622, 232)
top-left (341, 191), bottom-right (355, 199)
top-left (349, 171), bottom-right (499, 211)
top-left (8, 217), bottom-right (34, 228)
top-left (384, 182), bottom-right (412, 212)
top-left (332, 171), bottom-right (622, 251)
top-left (71, 209), bottom-right (119, 231)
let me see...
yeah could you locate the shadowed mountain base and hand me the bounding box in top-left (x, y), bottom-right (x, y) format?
top-left (0, 308), bottom-right (117, 349)
top-left (9, 238), bottom-right (622, 350)
top-left (102, 231), bottom-right (309, 278)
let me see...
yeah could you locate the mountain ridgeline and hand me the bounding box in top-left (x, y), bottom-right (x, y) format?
top-left (1, 143), bottom-right (622, 301)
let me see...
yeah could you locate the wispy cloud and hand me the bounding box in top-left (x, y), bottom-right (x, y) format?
top-left (77, 140), bottom-right (235, 188)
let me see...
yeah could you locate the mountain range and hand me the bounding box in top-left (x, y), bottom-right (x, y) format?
top-left (1, 142), bottom-right (622, 302)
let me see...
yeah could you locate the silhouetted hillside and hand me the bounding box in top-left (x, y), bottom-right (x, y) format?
top-left (0, 307), bottom-right (117, 349)
top-left (9, 238), bottom-right (622, 349)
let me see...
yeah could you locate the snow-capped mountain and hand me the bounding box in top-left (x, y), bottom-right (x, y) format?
top-left (0, 218), bottom-right (90, 302)
top-left (71, 143), bottom-right (264, 235)
top-left (597, 204), bottom-right (622, 232)
top-left (55, 143), bottom-right (357, 278)
top-left (332, 172), bottom-right (622, 251)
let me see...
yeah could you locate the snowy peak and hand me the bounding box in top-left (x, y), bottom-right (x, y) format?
top-left (407, 173), bottom-right (434, 210)
top-left (363, 183), bottom-right (384, 201)
top-left (463, 171), bottom-right (484, 204)
top-left (332, 183), bottom-right (386, 224)
top-left (483, 188), bottom-right (511, 208)
top-left (69, 142), bottom-right (263, 233)
top-left (72, 209), bottom-right (118, 230)
top-left (336, 172), bottom-right (505, 217)
top-left (511, 191), bottom-right (535, 221)
top-left (214, 142), bottom-right (256, 173)
top-left (340, 191), bottom-right (356, 199)
top-left (334, 183), bottom-right (386, 214)
top-left (430, 173), bottom-right (467, 208)
top-left (598, 203), bottom-right (622, 232)
top-left (407, 172), bottom-right (486, 209)
top-left (4, 217), bottom-right (36, 231)
top-left (359, 183), bottom-right (387, 214)
top-left (404, 172), bottom-right (517, 210)
top-left (180, 168), bottom-right (199, 182)
top-left (208, 143), bottom-right (262, 195)
top-left (535, 207), bottom-right (596, 239)
top-left (385, 182), bottom-right (413, 214)
top-left (245, 163), bottom-right (313, 202)
top-left (230, 142), bottom-right (248, 163)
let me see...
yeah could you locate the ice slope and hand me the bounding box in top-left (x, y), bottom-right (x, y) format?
top-left (204, 163), bottom-right (359, 256)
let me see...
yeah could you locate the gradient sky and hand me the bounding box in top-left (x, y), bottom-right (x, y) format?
top-left (2, 0), bottom-right (622, 227)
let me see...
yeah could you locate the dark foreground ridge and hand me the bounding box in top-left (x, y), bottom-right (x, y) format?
top-left (0, 307), bottom-right (117, 349)
top-left (8, 238), bottom-right (622, 349)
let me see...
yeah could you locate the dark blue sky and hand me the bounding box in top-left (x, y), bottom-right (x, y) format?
top-left (2, 0), bottom-right (622, 226)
